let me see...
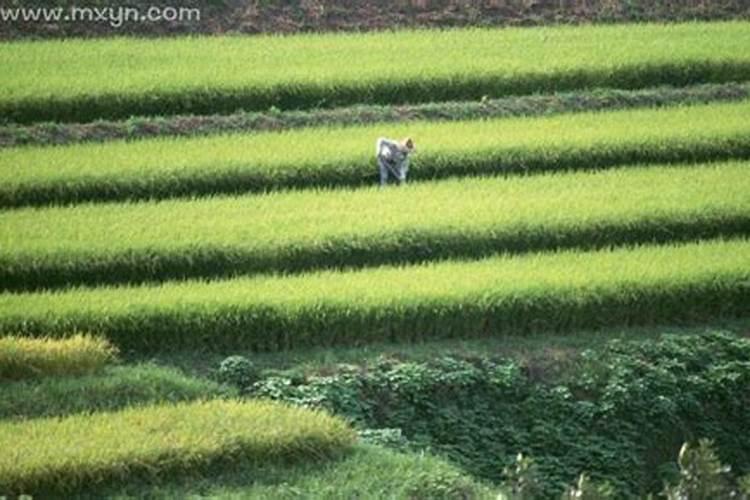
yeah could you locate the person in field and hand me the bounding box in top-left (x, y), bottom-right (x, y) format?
top-left (376, 137), bottom-right (415, 186)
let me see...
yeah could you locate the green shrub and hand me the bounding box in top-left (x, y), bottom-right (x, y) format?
top-left (251, 332), bottom-right (750, 497)
top-left (217, 355), bottom-right (258, 388)
top-left (0, 399), bottom-right (356, 496)
top-left (0, 333), bottom-right (117, 381)
top-left (662, 440), bottom-right (734, 500)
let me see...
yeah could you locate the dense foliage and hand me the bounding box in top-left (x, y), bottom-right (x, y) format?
top-left (250, 332), bottom-right (750, 497)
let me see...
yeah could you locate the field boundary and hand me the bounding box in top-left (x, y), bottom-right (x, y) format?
top-left (2, 83), bottom-right (749, 148)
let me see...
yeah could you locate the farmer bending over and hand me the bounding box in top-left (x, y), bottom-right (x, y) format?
top-left (376, 137), bottom-right (415, 186)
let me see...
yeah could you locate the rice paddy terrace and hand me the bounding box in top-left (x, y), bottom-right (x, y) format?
top-left (1, 21), bottom-right (749, 498)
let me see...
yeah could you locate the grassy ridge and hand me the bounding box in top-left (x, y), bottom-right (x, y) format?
top-left (0, 239), bottom-right (747, 353)
top-left (3, 83), bottom-right (749, 148)
top-left (2, 100), bottom-right (750, 208)
top-left (2, 162), bottom-right (748, 291)
top-left (0, 334), bottom-right (117, 381)
top-left (0, 400), bottom-right (355, 496)
top-left (97, 444), bottom-right (494, 500)
top-left (1, 22), bottom-right (749, 123)
top-left (0, 364), bottom-right (229, 421)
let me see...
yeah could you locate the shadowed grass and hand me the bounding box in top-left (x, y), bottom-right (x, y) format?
top-left (0, 239), bottom-right (747, 353)
top-left (0, 364), bottom-right (231, 421)
top-left (2, 83), bottom-right (748, 148)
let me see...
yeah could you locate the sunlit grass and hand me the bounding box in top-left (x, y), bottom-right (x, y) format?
top-left (1, 100), bottom-right (749, 207)
top-left (0, 239), bottom-right (747, 352)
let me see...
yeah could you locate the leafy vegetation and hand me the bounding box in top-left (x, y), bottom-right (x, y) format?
top-left (0, 333), bottom-right (117, 381)
top-left (1, 22), bottom-right (749, 123)
top-left (0, 399), bottom-right (356, 496)
top-left (2, 100), bottom-right (750, 208)
top-left (0, 239), bottom-right (747, 352)
top-left (249, 332), bottom-right (750, 497)
top-left (1, 161), bottom-right (747, 291)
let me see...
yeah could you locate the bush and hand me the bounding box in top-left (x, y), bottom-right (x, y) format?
top-left (251, 331), bottom-right (750, 497)
top-left (0, 333), bottom-right (117, 381)
top-left (217, 355), bottom-right (258, 388)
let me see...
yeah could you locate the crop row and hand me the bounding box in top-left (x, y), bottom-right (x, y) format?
top-left (2, 82), bottom-right (748, 149)
top-left (0, 334), bottom-right (116, 381)
top-left (0, 399), bottom-right (355, 496)
top-left (2, 100), bottom-right (750, 208)
top-left (0, 239), bottom-right (747, 353)
top-left (1, 22), bottom-right (749, 123)
top-left (1, 161), bottom-right (748, 291)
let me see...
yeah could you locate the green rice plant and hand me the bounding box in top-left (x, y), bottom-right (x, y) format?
top-left (98, 444), bottom-right (496, 500)
top-left (1, 161), bottom-right (748, 291)
top-left (0, 399), bottom-right (356, 496)
top-left (2, 100), bottom-right (750, 208)
top-left (0, 239), bottom-right (747, 353)
top-left (0, 333), bottom-right (117, 381)
top-left (0, 364), bottom-right (230, 420)
top-left (1, 22), bottom-right (749, 123)
top-left (2, 82), bottom-right (748, 148)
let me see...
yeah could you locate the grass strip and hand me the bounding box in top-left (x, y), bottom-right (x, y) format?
top-left (1, 161), bottom-right (748, 292)
top-left (0, 399), bottom-right (356, 496)
top-left (0, 333), bottom-right (117, 381)
top-left (1, 22), bottom-right (750, 123)
top-left (2, 100), bottom-right (750, 208)
top-left (91, 444), bottom-right (494, 500)
top-left (2, 82), bottom-right (748, 148)
top-left (0, 364), bottom-right (230, 421)
top-left (0, 239), bottom-right (747, 353)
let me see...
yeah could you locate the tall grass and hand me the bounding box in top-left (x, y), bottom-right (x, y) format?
top-left (93, 444), bottom-right (495, 500)
top-left (0, 239), bottom-right (747, 353)
top-left (1, 162), bottom-right (748, 291)
top-left (0, 364), bottom-right (230, 421)
top-left (0, 399), bottom-right (356, 496)
top-left (0, 333), bottom-right (117, 381)
top-left (2, 100), bottom-right (750, 208)
top-left (1, 22), bottom-right (749, 123)
top-left (2, 83), bottom-right (748, 149)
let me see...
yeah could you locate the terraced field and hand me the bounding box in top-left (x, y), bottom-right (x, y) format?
top-left (1, 21), bottom-right (749, 498)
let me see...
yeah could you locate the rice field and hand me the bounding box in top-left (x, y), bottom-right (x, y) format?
top-left (0, 399), bottom-right (355, 495)
top-left (0, 334), bottom-right (117, 380)
top-left (2, 19), bottom-right (750, 497)
top-left (1, 161), bottom-right (748, 291)
top-left (1, 22), bottom-right (749, 123)
top-left (1, 239), bottom-right (747, 352)
top-left (2, 99), bottom-right (750, 208)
